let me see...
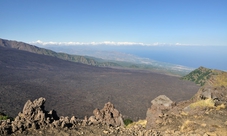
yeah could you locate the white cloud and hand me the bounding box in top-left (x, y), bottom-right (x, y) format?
top-left (29, 40), bottom-right (199, 46)
top-left (30, 40), bottom-right (151, 46)
top-left (174, 42), bottom-right (201, 46)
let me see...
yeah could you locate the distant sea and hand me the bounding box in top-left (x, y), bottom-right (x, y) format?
top-left (42, 44), bottom-right (227, 71)
top-left (99, 46), bottom-right (227, 71)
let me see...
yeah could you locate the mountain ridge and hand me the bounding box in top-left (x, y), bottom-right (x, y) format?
top-left (0, 38), bottom-right (120, 67)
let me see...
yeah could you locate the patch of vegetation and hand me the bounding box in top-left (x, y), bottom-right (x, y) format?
top-left (123, 118), bottom-right (133, 126)
top-left (182, 66), bottom-right (214, 86)
top-left (189, 99), bottom-right (215, 109)
top-left (0, 115), bottom-right (8, 120)
top-left (126, 120), bottom-right (147, 128)
top-left (0, 112), bottom-right (13, 121)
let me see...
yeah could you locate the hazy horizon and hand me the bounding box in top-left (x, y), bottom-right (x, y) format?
top-left (33, 43), bottom-right (227, 71)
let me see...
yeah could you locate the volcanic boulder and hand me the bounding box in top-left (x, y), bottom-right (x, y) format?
top-left (146, 95), bottom-right (173, 129)
top-left (193, 86), bottom-right (227, 103)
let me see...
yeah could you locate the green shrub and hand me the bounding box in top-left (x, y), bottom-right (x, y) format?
top-left (123, 118), bottom-right (133, 126)
top-left (0, 113), bottom-right (14, 121)
top-left (0, 115), bottom-right (9, 120)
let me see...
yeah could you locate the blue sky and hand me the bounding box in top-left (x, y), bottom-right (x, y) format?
top-left (1, 0), bottom-right (227, 46)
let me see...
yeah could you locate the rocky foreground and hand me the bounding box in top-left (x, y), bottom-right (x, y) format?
top-left (1, 85), bottom-right (227, 135)
top-left (1, 67), bottom-right (227, 136)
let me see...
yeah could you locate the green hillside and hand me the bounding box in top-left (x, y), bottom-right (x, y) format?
top-left (182, 66), bottom-right (227, 86)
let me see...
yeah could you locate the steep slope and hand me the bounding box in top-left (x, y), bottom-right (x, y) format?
top-left (0, 38), bottom-right (120, 67)
top-left (0, 46), bottom-right (199, 120)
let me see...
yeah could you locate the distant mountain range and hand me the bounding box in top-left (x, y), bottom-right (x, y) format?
top-left (0, 38), bottom-right (193, 76)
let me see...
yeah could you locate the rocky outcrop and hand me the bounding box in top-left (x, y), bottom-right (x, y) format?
top-left (193, 86), bottom-right (227, 103)
top-left (182, 85), bottom-right (227, 115)
top-left (146, 95), bottom-right (174, 129)
top-left (87, 102), bottom-right (125, 127)
top-left (0, 97), bottom-right (80, 135)
top-left (0, 98), bottom-right (126, 135)
top-left (11, 97), bottom-right (55, 132)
